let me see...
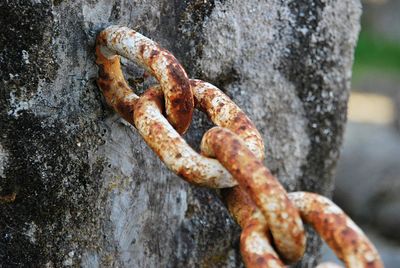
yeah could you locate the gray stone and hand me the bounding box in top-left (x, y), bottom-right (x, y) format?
top-left (0, 0), bottom-right (361, 267)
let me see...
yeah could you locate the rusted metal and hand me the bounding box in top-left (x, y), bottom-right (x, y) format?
top-left (95, 26), bottom-right (384, 268)
top-left (97, 78), bottom-right (266, 188)
top-left (289, 192), bottom-right (384, 268)
top-left (225, 188), bottom-right (385, 268)
top-left (96, 25), bottom-right (194, 134)
top-left (0, 192), bottom-right (17, 203)
top-left (223, 187), bottom-right (285, 268)
top-left (193, 80), bottom-right (295, 264)
top-left (191, 79), bottom-right (265, 160)
top-left (201, 127), bottom-right (306, 263)
top-left (96, 46), bottom-right (139, 125)
top-left (133, 86), bottom-right (235, 187)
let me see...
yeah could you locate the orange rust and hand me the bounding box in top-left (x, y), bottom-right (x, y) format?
top-left (148, 49), bottom-right (160, 65)
top-left (192, 79), bottom-right (286, 265)
top-left (95, 43), bottom-right (138, 125)
top-left (0, 192), bottom-right (17, 203)
top-left (97, 30), bottom-right (108, 46)
top-left (132, 86), bottom-right (236, 187)
top-left (192, 80), bottom-right (264, 160)
top-left (223, 187), bottom-right (257, 228)
top-left (223, 188), bottom-right (285, 268)
top-left (163, 62), bottom-right (193, 133)
top-left (96, 26), bottom-right (194, 134)
top-left (201, 127), bottom-right (306, 263)
top-left (95, 29), bottom-right (383, 267)
top-left (289, 192), bottom-right (384, 268)
top-left (139, 44), bottom-right (146, 58)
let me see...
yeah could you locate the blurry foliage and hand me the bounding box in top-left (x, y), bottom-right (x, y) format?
top-left (353, 30), bottom-right (400, 77)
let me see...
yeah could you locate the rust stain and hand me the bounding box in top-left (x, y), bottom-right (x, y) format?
top-left (289, 192), bottom-right (384, 268)
top-left (149, 49), bottom-right (160, 63)
top-left (132, 86), bottom-right (235, 187)
top-left (95, 26), bottom-right (384, 268)
top-left (139, 43), bottom-right (146, 57)
top-left (224, 187), bottom-right (284, 268)
top-left (192, 80), bottom-right (264, 160)
top-left (0, 192), bottom-right (17, 203)
top-left (201, 127), bottom-right (306, 263)
top-left (96, 26), bottom-right (194, 134)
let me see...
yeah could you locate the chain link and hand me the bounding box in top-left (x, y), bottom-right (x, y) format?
top-left (96, 26), bottom-right (384, 268)
top-left (97, 26), bottom-right (194, 134)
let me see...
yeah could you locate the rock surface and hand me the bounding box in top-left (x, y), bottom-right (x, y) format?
top-left (0, 0), bottom-right (361, 267)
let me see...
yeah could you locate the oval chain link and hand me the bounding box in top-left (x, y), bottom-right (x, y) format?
top-left (96, 26), bottom-right (384, 268)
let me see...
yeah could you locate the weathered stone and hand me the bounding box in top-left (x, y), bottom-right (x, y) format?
top-left (0, 0), bottom-right (360, 267)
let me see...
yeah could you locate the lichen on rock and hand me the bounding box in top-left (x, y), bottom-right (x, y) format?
top-left (0, 0), bottom-right (361, 267)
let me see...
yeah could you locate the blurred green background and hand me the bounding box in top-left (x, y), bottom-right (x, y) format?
top-left (354, 0), bottom-right (400, 74)
top-left (354, 31), bottom-right (400, 75)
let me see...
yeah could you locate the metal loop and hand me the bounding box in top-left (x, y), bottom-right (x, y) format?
top-left (289, 192), bottom-right (383, 268)
top-left (133, 86), bottom-right (235, 187)
top-left (131, 79), bottom-right (265, 188)
top-left (201, 127), bottom-right (306, 263)
top-left (223, 187), bottom-right (284, 267)
top-left (96, 26), bottom-right (194, 134)
top-left (225, 188), bottom-right (384, 268)
top-left (95, 26), bottom-right (384, 268)
top-left (197, 80), bottom-right (383, 266)
top-left (193, 81), bottom-right (307, 262)
top-left (191, 79), bottom-right (265, 160)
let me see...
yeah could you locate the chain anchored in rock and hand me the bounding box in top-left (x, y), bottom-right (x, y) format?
top-left (96, 26), bottom-right (194, 134)
top-left (96, 25), bottom-right (384, 268)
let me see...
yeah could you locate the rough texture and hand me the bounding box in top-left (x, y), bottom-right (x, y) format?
top-left (289, 192), bottom-right (383, 268)
top-left (0, 0), bottom-right (361, 267)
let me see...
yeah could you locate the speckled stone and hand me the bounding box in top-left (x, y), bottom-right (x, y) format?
top-left (0, 0), bottom-right (360, 267)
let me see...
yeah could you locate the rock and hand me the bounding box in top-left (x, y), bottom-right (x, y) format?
top-left (0, 0), bottom-right (361, 267)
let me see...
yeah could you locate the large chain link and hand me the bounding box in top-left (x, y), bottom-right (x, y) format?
top-left (96, 26), bottom-right (384, 268)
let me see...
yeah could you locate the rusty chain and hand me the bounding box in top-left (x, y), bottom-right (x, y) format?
top-left (96, 26), bottom-right (384, 268)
